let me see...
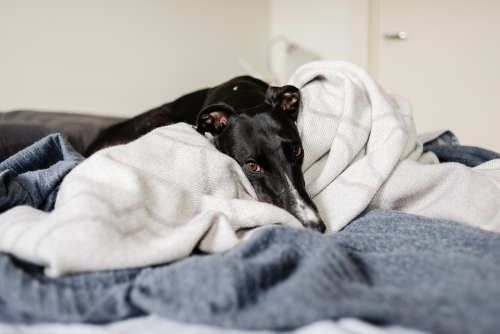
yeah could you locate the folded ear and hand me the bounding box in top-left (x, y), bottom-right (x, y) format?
top-left (196, 102), bottom-right (237, 135)
top-left (265, 85), bottom-right (301, 121)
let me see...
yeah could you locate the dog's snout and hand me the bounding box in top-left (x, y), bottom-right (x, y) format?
top-left (304, 218), bottom-right (326, 234)
top-left (296, 205), bottom-right (326, 233)
top-left (283, 175), bottom-right (326, 233)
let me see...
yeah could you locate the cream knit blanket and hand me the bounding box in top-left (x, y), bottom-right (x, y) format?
top-left (291, 61), bottom-right (500, 231)
top-left (1, 60), bottom-right (500, 276)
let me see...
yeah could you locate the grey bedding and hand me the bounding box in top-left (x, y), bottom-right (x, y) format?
top-left (0, 110), bottom-right (124, 162)
top-left (1, 133), bottom-right (500, 334)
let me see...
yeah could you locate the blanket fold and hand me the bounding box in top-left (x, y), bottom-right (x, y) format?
top-left (289, 61), bottom-right (422, 231)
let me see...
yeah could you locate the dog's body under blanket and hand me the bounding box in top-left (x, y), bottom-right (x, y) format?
top-left (84, 76), bottom-right (269, 156)
top-left (1, 60), bottom-right (500, 276)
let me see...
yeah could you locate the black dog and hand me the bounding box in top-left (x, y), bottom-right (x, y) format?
top-left (86, 76), bottom-right (326, 233)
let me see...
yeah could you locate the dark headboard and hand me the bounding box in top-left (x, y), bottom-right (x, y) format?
top-left (0, 110), bottom-right (125, 162)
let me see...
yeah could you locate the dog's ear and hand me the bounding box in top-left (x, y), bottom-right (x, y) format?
top-left (265, 85), bottom-right (301, 121)
top-left (196, 102), bottom-right (237, 135)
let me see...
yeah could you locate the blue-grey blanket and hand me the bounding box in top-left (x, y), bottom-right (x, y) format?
top-left (1, 134), bottom-right (500, 334)
top-left (0, 133), bottom-right (83, 213)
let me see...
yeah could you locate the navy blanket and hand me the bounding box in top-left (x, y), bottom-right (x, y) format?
top-left (1, 134), bottom-right (500, 334)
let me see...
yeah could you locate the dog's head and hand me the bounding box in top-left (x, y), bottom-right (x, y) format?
top-left (196, 85), bottom-right (326, 233)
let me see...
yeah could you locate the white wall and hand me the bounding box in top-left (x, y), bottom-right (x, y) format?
top-left (0, 1), bottom-right (367, 117)
top-left (0, 0), bottom-right (270, 117)
top-left (269, 0), bottom-right (369, 84)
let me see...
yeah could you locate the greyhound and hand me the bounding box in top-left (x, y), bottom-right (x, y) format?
top-left (85, 76), bottom-right (326, 233)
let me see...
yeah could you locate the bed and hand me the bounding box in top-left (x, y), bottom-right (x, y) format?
top-left (1, 61), bottom-right (500, 334)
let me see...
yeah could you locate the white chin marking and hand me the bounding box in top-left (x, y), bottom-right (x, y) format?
top-left (285, 175), bottom-right (319, 224)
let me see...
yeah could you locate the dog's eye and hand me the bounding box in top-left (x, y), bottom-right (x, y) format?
top-left (293, 146), bottom-right (303, 157)
top-left (244, 160), bottom-right (261, 172)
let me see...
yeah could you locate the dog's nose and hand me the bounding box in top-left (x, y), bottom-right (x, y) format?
top-left (304, 219), bottom-right (326, 234)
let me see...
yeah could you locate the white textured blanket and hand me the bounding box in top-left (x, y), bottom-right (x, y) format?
top-left (1, 60), bottom-right (500, 276)
top-left (290, 61), bottom-right (500, 231)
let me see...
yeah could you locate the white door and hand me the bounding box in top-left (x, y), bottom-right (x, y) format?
top-left (372, 0), bottom-right (500, 152)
